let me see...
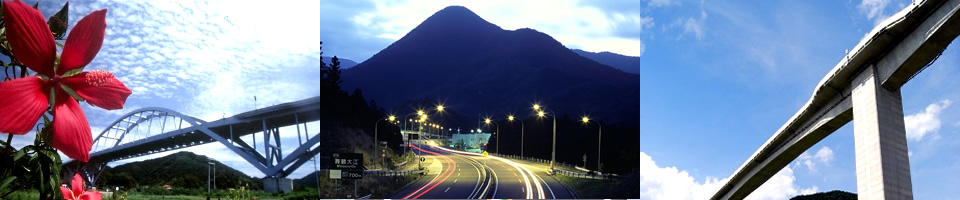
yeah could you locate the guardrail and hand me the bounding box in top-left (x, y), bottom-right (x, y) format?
top-left (552, 168), bottom-right (620, 180)
top-left (489, 153), bottom-right (620, 180)
top-left (365, 169), bottom-right (424, 176)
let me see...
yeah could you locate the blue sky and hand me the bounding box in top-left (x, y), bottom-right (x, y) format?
top-left (5, 0), bottom-right (959, 198)
top-left (638, 0), bottom-right (960, 199)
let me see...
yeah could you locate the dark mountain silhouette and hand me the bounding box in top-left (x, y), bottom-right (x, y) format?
top-left (322, 56), bottom-right (358, 69)
top-left (571, 49), bottom-right (640, 75)
top-left (790, 190), bottom-right (856, 200)
top-left (97, 151), bottom-right (261, 190)
top-left (341, 5), bottom-right (639, 126)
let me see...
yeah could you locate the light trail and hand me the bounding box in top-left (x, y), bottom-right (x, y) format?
top-left (431, 145), bottom-right (546, 199)
top-left (408, 145), bottom-right (457, 199)
top-left (401, 145), bottom-right (456, 199)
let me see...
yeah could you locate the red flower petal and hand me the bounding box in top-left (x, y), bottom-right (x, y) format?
top-left (60, 70), bottom-right (131, 110)
top-left (80, 192), bottom-right (101, 200)
top-left (59, 9), bottom-right (108, 75)
top-left (52, 90), bottom-right (93, 162)
top-left (60, 184), bottom-right (75, 200)
top-left (72, 173), bottom-right (84, 197)
top-left (0, 77), bottom-right (49, 134)
top-left (2, 0), bottom-right (57, 76)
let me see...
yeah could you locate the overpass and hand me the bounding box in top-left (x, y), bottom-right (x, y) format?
top-left (63, 96), bottom-right (327, 193)
top-left (712, 0), bottom-right (960, 199)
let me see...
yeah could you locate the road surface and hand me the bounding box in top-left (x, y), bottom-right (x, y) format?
top-left (387, 143), bottom-right (577, 199)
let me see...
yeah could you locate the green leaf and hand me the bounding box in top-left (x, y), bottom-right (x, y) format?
top-left (60, 84), bottom-right (85, 102)
top-left (61, 66), bottom-right (84, 77)
top-left (40, 148), bottom-right (60, 164)
top-left (48, 2), bottom-right (68, 40)
top-left (0, 176), bottom-right (15, 191)
top-left (13, 145), bottom-right (33, 161)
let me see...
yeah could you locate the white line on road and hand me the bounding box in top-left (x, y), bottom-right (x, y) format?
top-left (514, 173), bottom-right (518, 176)
top-left (522, 187), bottom-right (525, 193)
top-left (454, 179), bottom-right (458, 183)
top-left (445, 187), bottom-right (451, 193)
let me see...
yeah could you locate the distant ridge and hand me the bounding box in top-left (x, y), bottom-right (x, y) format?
top-left (571, 49), bottom-right (640, 75)
top-left (322, 56), bottom-right (358, 69)
top-left (342, 5), bottom-right (639, 125)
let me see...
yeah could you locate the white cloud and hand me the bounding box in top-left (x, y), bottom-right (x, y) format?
top-left (648, 0), bottom-right (676, 7)
top-left (904, 99), bottom-right (951, 142)
top-left (351, 0), bottom-right (646, 57)
top-left (640, 152), bottom-right (817, 200)
top-left (858, 0), bottom-right (912, 24)
top-left (795, 146), bottom-right (834, 173)
top-left (673, 1), bottom-right (707, 40)
top-left (858, 0), bottom-right (891, 21)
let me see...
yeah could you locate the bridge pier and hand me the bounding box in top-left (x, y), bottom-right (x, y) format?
top-left (851, 65), bottom-right (912, 200)
top-left (263, 177), bottom-right (293, 193)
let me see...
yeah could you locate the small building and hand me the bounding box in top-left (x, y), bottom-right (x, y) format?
top-left (449, 133), bottom-right (491, 153)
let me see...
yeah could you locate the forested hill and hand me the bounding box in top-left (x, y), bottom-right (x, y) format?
top-left (97, 151), bottom-right (262, 190)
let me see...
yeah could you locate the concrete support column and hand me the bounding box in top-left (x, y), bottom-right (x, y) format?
top-left (851, 65), bottom-right (913, 200)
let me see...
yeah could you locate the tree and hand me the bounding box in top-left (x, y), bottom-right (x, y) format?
top-left (328, 56), bottom-right (343, 89)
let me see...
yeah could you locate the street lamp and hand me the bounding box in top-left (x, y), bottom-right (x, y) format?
top-left (484, 118), bottom-right (499, 154)
top-left (582, 116), bottom-right (602, 172)
top-left (508, 115), bottom-right (525, 157)
top-left (207, 160), bottom-right (214, 195)
top-left (375, 116), bottom-right (396, 169)
top-left (534, 104), bottom-right (557, 172)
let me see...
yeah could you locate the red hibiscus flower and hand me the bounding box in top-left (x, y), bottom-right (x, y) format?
top-left (61, 173), bottom-right (102, 200)
top-left (0, 0), bottom-right (131, 162)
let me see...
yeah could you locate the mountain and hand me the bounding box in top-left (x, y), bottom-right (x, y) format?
top-left (323, 56), bottom-right (358, 69)
top-left (790, 190), bottom-right (857, 200)
top-left (341, 6), bottom-right (639, 125)
top-left (97, 151), bottom-right (261, 190)
top-left (571, 49), bottom-right (640, 74)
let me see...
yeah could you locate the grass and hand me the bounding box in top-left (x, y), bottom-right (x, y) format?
top-left (125, 194), bottom-right (207, 200)
top-left (554, 174), bottom-right (619, 198)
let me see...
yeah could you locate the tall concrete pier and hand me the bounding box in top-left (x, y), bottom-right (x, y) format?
top-left (851, 65), bottom-right (912, 200)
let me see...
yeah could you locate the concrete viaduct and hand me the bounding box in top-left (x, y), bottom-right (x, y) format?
top-left (712, 0), bottom-right (960, 199)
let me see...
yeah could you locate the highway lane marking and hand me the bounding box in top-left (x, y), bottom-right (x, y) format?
top-left (514, 173), bottom-right (518, 176)
top-left (454, 179), bottom-right (458, 183)
top-left (518, 178), bottom-right (522, 183)
top-left (522, 187), bottom-right (525, 193)
top-left (427, 146), bottom-right (498, 198)
top-left (444, 187), bottom-right (450, 193)
top-left (534, 172), bottom-right (556, 199)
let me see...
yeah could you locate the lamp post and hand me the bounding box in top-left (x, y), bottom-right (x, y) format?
top-left (207, 160), bottom-right (213, 197)
top-left (582, 116), bottom-right (602, 172)
top-left (403, 111), bottom-right (422, 132)
top-left (508, 115), bottom-right (524, 157)
top-left (534, 104), bottom-right (557, 172)
top-left (375, 115), bottom-right (396, 169)
top-left (484, 118), bottom-right (499, 154)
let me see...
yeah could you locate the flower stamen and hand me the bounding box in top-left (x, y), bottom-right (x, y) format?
top-left (86, 70), bottom-right (113, 87)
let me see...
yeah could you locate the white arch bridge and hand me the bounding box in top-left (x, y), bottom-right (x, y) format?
top-left (63, 96), bottom-right (327, 193)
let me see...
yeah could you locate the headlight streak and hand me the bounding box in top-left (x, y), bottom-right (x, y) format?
top-left (432, 145), bottom-right (546, 199)
top-left (402, 145), bottom-right (456, 199)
